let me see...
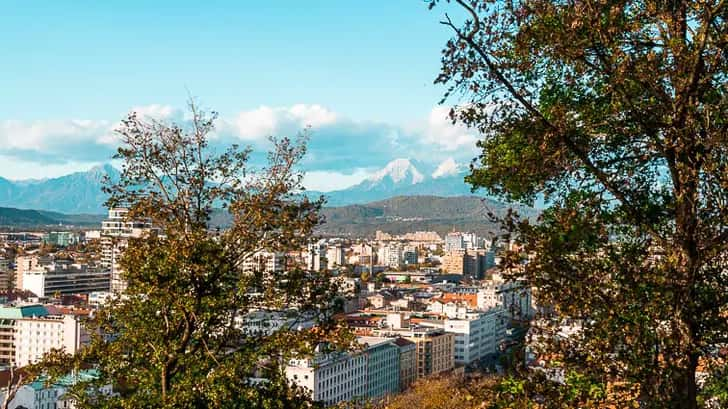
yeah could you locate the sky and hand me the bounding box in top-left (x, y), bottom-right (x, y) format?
top-left (0, 1), bottom-right (478, 191)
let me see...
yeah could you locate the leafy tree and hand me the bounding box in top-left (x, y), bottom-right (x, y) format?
top-left (46, 102), bottom-right (347, 408)
top-left (432, 0), bottom-right (728, 407)
top-left (376, 374), bottom-right (531, 409)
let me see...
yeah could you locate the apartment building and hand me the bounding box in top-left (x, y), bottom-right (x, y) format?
top-left (14, 309), bottom-right (89, 367)
top-left (374, 327), bottom-right (454, 378)
top-left (286, 337), bottom-right (400, 406)
top-left (478, 279), bottom-right (534, 321)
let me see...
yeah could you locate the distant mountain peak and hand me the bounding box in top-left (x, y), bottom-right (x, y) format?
top-left (88, 163), bottom-right (118, 175)
top-left (369, 158), bottom-right (424, 185)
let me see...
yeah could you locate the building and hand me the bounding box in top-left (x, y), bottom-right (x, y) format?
top-left (326, 245), bottom-right (345, 270)
top-left (478, 279), bottom-right (534, 321)
top-left (378, 245), bottom-right (403, 269)
top-left (286, 337), bottom-right (400, 406)
top-left (445, 233), bottom-right (465, 251)
top-left (402, 247), bottom-right (418, 266)
top-left (393, 337), bottom-right (416, 391)
top-left (22, 261), bottom-right (109, 298)
top-left (0, 258), bottom-right (12, 292)
top-left (9, 370), bottom-right (112, 409)
top-left (15, 255), bottom-right (52, 292)
top-left (100, 208), bottom-right (152, 294)
top-left (420, 307), bottom-right (508, 366)
top-left (441, 250), bottom-right (489, 278)
top-left (42, 232), bottom-right (78, 248)
top-left (0, 305), bottom-right (51, 367)
top-left (307, 241), bottom-right (326, 272)
top-left (358, 337), bottom-right (400, 399)
top-left (374, 327), bottom-right (455, 378)
top-left (14, 309), bottom-right (89, 367)
top-left (241, 251), bottom-right (285, 275)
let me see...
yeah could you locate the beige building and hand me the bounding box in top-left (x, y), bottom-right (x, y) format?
top-left (15, 255), bottom-right (52, 291)
top-left (441, 250), bottom-right (467, 274)
top-left (374, 327), bottom-right (455, 378)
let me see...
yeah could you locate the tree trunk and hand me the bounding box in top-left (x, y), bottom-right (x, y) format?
top-left (671, 351), bottom-right (698, 409)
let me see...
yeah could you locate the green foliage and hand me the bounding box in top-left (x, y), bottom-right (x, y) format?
top-left (40, 102), bottom-right (348, 408)
top-left (432, 0), bottom-right (728, 407)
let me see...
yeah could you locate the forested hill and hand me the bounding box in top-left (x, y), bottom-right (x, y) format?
top-left (316, 195), bottom-right (536, 238)
top-left (0, 207), bottom-right (103, 228)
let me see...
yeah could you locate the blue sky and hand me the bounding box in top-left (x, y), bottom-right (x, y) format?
top-left (0, 1), bottom-right (477, 191)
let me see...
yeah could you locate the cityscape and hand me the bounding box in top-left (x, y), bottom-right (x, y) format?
top-left (2, 1), bottom-right (727, 408)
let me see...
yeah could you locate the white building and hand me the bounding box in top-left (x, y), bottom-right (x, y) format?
top-left (423, 305), bottom-right (509, 365)
top-left (377, 245), bottom-right (403, 269)
top-left (445, 233), bottom-right (465, 251)
top-left (477, 279), bottom-right (533, 321)
top-left (286, 337), bottom-right (400, 406)
top-left (100, 208), bottom-right (152, 294)
top-left (14, 311), bottom-right (89, 368)
top-left (307, 241), bottom-right (326, 272)
top-left (326, 246), bottom-right (345, 270)
top-left (9, 370), bottom-right (112, 409)
top-left (242, 251), bottom-right (285, 275)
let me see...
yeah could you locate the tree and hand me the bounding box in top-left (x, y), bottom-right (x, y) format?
top-left (432, 0), bottom-right (728, 408)
top-left (376, 374), bottom-right (531, 409)
top-left (48, 101), bottom-right (347, 408)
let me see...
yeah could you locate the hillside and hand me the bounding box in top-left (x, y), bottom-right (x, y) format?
top-left (0, 207), bottom-right (104, 228)
top-left (317, 195), bottom-right (536, 238)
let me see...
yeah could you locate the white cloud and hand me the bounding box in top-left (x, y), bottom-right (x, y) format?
top-left (417, 106), bottom-right (478, 151)
top-left (302, 168), bottom-right (372, 192)
top-left (0, 103), bottom-right (484, 191)
top-left (130, 104), bottom-right (179, 121)
top-left (232, 104), bottom-right (337, 140)
top-left (432, 157), bottom-right (461, 178)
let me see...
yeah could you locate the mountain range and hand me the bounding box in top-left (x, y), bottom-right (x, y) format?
top-left (0, 159), bottom-right (484, 214)
top-left (308, 158), bottom-right (480, 206)
top-left (0, 164), bottom-right (119, 214)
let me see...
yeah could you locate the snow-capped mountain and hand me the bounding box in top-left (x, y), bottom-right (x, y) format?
top-left (0, 158), bottom-right (481, 214)
top-left (312, 158), bottom-right (478, 206)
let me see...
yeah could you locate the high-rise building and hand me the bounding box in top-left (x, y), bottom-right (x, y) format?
top-left (100, 208), bottom-right (152, 294)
